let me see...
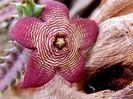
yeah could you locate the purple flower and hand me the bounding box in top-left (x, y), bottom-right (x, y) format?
top-left (10, 1), bottom-right (98, 88)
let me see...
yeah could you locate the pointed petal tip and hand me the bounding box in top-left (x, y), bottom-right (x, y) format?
top-left (71, 18), bottom-right (98, 50)
top-left (10, 17), bottom-right (41, 49)
top-left (39, 1), bottom-right (69, 21)
top-left (19, 51), bottom-right (55, 88)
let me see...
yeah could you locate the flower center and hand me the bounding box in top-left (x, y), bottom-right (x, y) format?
top-left (53, 33), bottom-right (66, 50)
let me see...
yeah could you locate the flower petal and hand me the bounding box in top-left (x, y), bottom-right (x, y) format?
top-left (10, 17), bottom-right (42, 49)
top-left (58, 53), bottom-right (85, 83)
top-left (39, 1), bottom-right (69, 21)
top-left (71, 18), bottom-right (98, 50)
top-left (20, 51), bottom-right (55, 88)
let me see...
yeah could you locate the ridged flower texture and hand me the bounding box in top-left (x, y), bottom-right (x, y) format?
top-left (10, 1), bottom-right (98, 88)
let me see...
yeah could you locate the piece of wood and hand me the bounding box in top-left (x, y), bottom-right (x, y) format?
top-left (90, 0), bottom-right (133, 23)
top-left (86, 13), bottom-right (133, 77)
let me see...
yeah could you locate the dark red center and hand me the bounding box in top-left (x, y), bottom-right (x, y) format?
top-left (53, 33), bottom-right (67, 50)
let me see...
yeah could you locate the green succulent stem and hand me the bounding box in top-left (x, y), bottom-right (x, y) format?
top-left (22, 3), bottom-right (32, 16)
top-left (14, 0), bottom-right (44, 17)
top-left (14, 3), bottom-right (23, 17)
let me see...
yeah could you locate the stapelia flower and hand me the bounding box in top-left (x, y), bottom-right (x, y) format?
top-left (10, 1), bottom-right (98, 88)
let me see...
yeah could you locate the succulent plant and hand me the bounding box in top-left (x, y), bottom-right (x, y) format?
top-left (0, 0), bottom-right (98, 89)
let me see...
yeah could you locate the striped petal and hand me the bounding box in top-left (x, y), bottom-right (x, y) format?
top-left (71, 18), bottom-right (98, 50)
top-left (58, 54), bottom-right (85, 83)
top-left (39, 1), bottom-right (69, 21)
top-left (20, 51), bottom-right (55, 88)
top-left (8, 0), bottom-right (99, 89)
top-left (10, 17), bottom-right (42, 49)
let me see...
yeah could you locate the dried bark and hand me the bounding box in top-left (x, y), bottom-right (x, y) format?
top-left (90, 0), bottom-right (133, 23)
top-left (85, 13), bottom-right (133, 98)
top-left (86, 13), bottom-right (133, 78)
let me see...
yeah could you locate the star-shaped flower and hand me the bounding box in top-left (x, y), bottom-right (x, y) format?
top-left (10, 1), bottom-right (98, 88)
